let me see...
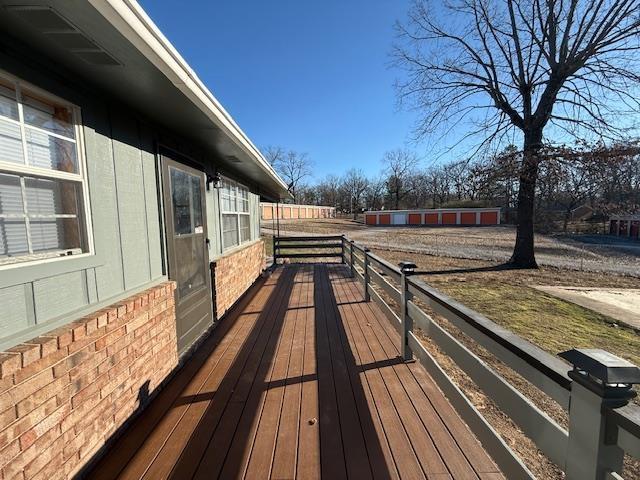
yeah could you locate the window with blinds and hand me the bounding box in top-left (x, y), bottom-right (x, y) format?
top-left (0, 72), bottom-right (91, 267)
top-left (219, 177), bottom-right (252, 250)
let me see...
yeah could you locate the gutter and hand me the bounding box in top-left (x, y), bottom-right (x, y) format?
top-left (88, 0), bottom-right (289, 195)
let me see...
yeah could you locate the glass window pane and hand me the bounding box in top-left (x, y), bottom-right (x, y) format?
top-left (191, 174), bottom-right (203, 229)
top-left (0, 218), bottom-right (28, 259)
top-left (170, 167), bottom-right (203, 235)
top-left (174, 235), bottom-right (205, 299)
top-left (0, 79), bottom-right (18, 120)
top-left (25, 129), bottom-right (78, 173)
top-left (25, 177), bottom-right (80, 216)
top-left (0, 174), bottom-right (25, 215)
top-left (240, 215), bottom-right (251, 242)
top-left (222, 213), bottom-right (238, 249)
top-left (0, 119), bottom-right (25, 165)
top-left (22, 91), bottom-right (74, 138)
top-left (29, 217), bottom-right (84, 253)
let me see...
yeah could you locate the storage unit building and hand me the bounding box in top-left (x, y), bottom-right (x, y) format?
top-left (609, 215), bottom-right (640, 240)
top-left (365, 208), bottom-right (501, 227)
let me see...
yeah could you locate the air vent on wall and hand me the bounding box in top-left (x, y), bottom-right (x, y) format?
top-left (6, 6), bottom-right (121, 66)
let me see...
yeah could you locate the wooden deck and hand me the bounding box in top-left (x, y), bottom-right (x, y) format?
top-left (90, 264), bottom-right (503, 479)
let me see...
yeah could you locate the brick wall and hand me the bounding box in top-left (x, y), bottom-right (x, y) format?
top-left (0, 282), bottom-right (177, 479)
top-left (213, 239), bottom-right (265, 318)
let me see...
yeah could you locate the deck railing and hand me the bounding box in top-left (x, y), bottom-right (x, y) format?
top-left (275, 235), bottom-right (640, 480)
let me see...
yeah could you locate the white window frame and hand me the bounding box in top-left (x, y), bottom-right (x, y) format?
top-left (219, 176), bottom-right (251, 251)
top-left (0, 69), bottom-right (94, 270)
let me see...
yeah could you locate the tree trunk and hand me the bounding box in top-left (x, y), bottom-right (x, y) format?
top-left (509, 130), bottom-right (542, 268)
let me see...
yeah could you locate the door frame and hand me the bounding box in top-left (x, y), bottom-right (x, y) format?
top-left (159, 147), bottom-right (213, 354)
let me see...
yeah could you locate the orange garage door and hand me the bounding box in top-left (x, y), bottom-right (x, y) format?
top-left (425, 213), bottom-right (438, 224)
top-left (480, 211), bottom-right (498, 225)
top-left (379, 214), bottom-right (391, 225)
top-left (366, 214), bottom-right (377, 225)
top-left (460, 212), bottom-right (476, 225)
top-left (442, 213), bottom-right (457, 225)
top-left (408, 213), bottom-right (422, 225)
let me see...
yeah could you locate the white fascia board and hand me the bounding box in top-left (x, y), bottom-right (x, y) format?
top-left (88, 0), bottom-right (288, 194)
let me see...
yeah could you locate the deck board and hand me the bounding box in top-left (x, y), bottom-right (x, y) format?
top-left (90, 264), bottom-right (503, 480)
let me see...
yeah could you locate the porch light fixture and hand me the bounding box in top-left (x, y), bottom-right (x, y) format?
top-left (207, 172), bottom-right (222, 190)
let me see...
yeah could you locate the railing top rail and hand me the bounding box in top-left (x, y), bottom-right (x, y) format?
top-left (407, 276), bottom-right (572, 391)
top-left (367, 251), bottom-right (402, 277)
top-left (608, 403), bottom-right (640, 439)
top-left (275, 235), bottom-right (344, 242)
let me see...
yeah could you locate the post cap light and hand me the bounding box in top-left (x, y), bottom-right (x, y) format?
top-left (559, 349), bottom-right (640, 386)
top-left (560, 348), bottom-right (640, 406)
top-left (398, 261), bottom-right (417, 274)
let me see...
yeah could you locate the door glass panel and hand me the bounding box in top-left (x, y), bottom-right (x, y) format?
top-left (170, 167), bottom-right (203, 235)
top-left (174, 234), bottom-right (206, 299)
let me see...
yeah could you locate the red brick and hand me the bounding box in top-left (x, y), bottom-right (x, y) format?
top-left (15, 373), bottom-right (67, 418)
top-left (0, 354), bottom-right (21, 379)
top-left (6, 344), bottom-right (41, 368)
top-left (41, 326), bottom-right (73, 350)
top-left (14, 348), bottom-right (68, 384)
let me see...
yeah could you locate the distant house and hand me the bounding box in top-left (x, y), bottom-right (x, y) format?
top-left (0, 2), bottom-right (288, 476)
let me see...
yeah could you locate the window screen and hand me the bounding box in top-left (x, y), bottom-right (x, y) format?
top-left (0, 73), bottom-right (90, 266)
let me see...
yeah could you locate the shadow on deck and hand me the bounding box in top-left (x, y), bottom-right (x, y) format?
top-left (89, 264), bottom-right (502, 479)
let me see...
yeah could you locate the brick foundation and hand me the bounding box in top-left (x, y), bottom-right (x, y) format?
top-left (213, 239), bottom-right (265, 318)
top-left (0, 282), bottom-right (178, 479)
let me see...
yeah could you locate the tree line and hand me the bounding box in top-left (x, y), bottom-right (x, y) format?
top-left (266, 142), bottom-right (640, 231)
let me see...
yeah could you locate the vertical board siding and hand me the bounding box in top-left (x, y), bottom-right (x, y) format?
top-left (33, 270), bottom-right (88, 322)
top-left (139, 122), bottom-right (164, 280)
top-left (0, 285), bottom-right (30, 332)
top-left (250, 192), bottom-right (260, 240)
top-left (206, 185), bottom-right (222, 260)
top-left (111, 110), bottom-right (152, 290)
top-left (84, 106), bottom-right (125, 300)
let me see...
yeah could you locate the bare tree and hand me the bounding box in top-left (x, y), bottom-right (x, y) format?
top-left (316, 174), bottom-right (341, 208)
top-left (263, 146), bottom-right (313, 203)
top-left (342, 169), bottom-right (370, 219)
top-left (365, 175), bottom-right (387, 211)
top-left (395, 0), bottom-right (640, 267)
top-left (382, 149), bottom-right (419, 209)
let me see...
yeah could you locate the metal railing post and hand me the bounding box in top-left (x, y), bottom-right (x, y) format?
top-left (363, 248), bottom-right (370, 302)
top-left (272, 235), bottom-right (277, 266)
top-left (559, 349), bottom-right (640, 480)
top-left (398, 261), bottom-right (417, 362)
top-left (350, 241), bottom-right (355, 277)
top-left (340, 235), bottom-right (346, 263)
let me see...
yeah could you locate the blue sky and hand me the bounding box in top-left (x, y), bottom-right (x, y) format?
top-left (139, 0), bottom-right (418, 181)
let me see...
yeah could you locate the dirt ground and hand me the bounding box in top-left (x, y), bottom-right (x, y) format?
top-left (262, 218), bottom-right (640, 277)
